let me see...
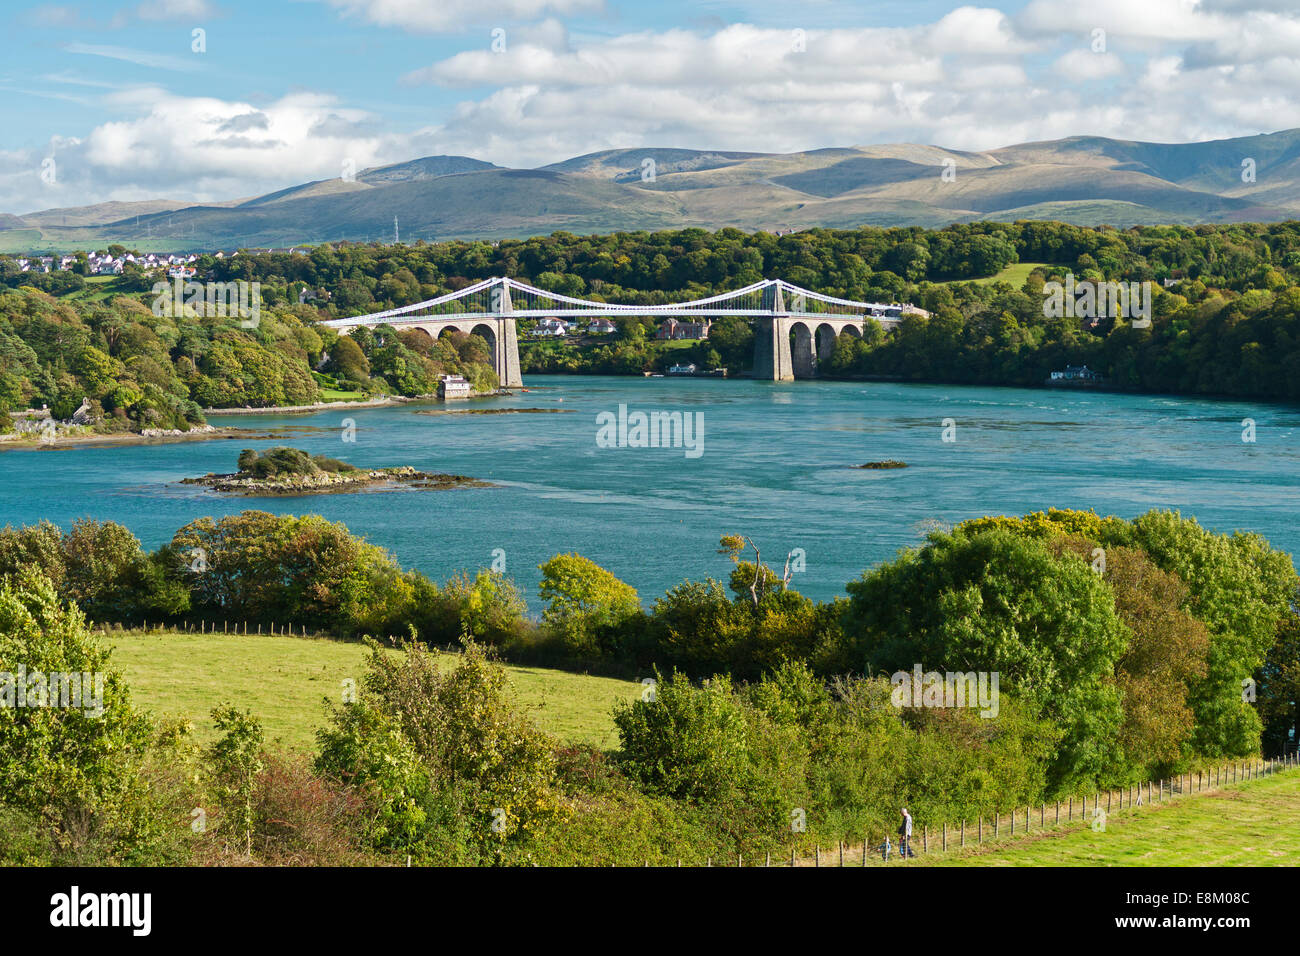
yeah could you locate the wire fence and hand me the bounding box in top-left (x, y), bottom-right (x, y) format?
top-left (732, 756), bottom-right (1300, 868)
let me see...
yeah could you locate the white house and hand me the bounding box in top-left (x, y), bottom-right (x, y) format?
top-left (535, 317), bottom-right (570, 337)
top-left (438, 374), bottom-right (471, 399)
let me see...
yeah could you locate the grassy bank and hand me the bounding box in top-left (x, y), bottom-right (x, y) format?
top-left (108, 630), bottom-right (642, 751)
top-left (779, 767), bottom-right (1300, 867)
top-left (933, 770), bottom-right (1300, 866)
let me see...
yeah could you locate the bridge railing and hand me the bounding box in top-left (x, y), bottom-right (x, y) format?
top-left (323, 276), bottom-right (925, 328)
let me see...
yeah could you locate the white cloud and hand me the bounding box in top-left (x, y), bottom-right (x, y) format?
top-left (10, 1), bottom-right (1300, 213)
top-left (1052, 48), bottom-right (1126, 79)
top-left (1018, 0), bottom-right (1226, 43)
top-left (925, 6), bottom-right (1023, 55)
top-left (314, 0), bottom-right (604, 33)
top-left (0, 89), bottom-right (419, 213)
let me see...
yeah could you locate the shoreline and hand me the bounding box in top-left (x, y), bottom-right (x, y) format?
top-left (0, 424), bottom-right (250, 451)
top-left (203, 396), bottom-right (424, 416)
top-left (203, 389), bottom-right (508, 416)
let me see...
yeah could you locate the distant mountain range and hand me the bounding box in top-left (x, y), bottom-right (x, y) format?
top-left (6, 131), bottom-right (1300, 252)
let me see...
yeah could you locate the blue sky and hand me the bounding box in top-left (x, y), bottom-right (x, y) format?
top-left (2, 0), bottom-right (1298, 213)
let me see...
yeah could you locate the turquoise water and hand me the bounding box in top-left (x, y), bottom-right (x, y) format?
top-left (1, 375), bottom-right (1297, 605)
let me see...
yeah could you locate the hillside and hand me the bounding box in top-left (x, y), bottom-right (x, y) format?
top-left (110, 629), bottom-right (641, 751)
top-left (3, 130), bottom-right (1300, 251)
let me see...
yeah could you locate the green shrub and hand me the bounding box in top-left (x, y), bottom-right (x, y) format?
top-left (613, 671), bottom-right (750, 803)
top-left (0, 568), bottom-right (151, 848)
top-left (315, 698), bottom-right (474, 863)
top-left (844, 528), bottom-right (1129, 793)
top-left (206, 704), bottom-right (265, 856)
top-left (538, 553), bottom-right (641, 658)
top-left (316, 640), bottom-right (556, 861)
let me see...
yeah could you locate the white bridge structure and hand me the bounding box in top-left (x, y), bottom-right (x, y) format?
top-left (321, 276), bottom-right (927, 385)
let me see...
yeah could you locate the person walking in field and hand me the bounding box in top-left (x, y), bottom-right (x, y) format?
top-left (899, 808), bottom-right (914, 858)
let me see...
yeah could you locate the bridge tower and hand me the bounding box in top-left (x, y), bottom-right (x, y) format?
top-left (489, 278), bottom-right (523, 388)
top-left (752, 281), bottom-right (795, 381)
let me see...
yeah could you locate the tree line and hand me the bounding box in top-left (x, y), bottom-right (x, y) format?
top-left (7, 218), bottom-right (1300, 430)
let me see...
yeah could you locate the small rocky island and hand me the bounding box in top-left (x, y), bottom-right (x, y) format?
top-left (182, 446), bottom-right (490, 496)
top-left (858, 460), bottom-right (908, 469)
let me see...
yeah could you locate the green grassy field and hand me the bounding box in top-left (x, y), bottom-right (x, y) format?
top-left (951, 261), bottom-right (1049, 287)
top-left (933, 772), bottom-right (1300, 866)
top-left (785, 769), bottom-right (1300, 867)
top-left (108, 630), bottom-right (641, 752)
top-left (319, 387), bottom-right (370, 402)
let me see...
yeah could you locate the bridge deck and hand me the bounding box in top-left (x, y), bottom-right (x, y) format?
top-left (323, 309), bottom-right (903, 327)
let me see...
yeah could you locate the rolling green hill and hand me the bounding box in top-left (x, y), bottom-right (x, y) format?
top-left (7, 130), bottom-right (1300, 251)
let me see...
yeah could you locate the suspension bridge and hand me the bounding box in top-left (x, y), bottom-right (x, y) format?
top-left (320, 276), bottom-right (927, 385)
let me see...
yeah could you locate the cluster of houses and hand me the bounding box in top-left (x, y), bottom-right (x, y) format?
top-left (533, 317), bottom-right (618, 337)
top-left (1046, 364), bottom-right (1106, 386)
top-left (12, 251), bottom-right (211, 277)
top-left (531, 316), bottom-right (714, 340)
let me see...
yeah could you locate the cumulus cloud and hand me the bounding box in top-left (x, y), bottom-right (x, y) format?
top-left (0, 90), bottom-right (418, 213)
top-left (9, 0), bottom-right (1300, 213)
top-left (1052, 48), bottom-right (1126, 79)
top-left (403, 3), bottom-right (1300, 167)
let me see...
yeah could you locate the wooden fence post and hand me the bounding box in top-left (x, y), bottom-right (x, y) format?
top-left (814, 846), bottom-right (819, 867)
top-left (923, 826), bottom-right (928, 853)
top-left (1068, 796), bottom-right (1073, 821)
top-left (942, 822), bottom-right (947, 852)
top-left (1040, 803), bottom-right (1045, 827)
